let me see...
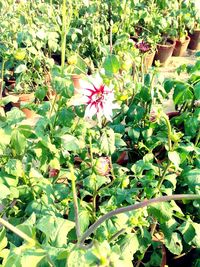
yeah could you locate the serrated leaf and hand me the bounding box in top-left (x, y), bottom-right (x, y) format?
top-left (165, 232), bottom-right (183, 255)
top-left (178, 221), bottom-right (196, 244)
top-left (120, 233), bottom-right (140, 261)
top-left (36, 216), bottom-right (74, 247)
top-left (10, 129), bottom-right (26, 156)
top-left (83, 174), bottom-right (110, 191)
top-left (100, 128), bottom-right (115, 155)
top-left (61, 134), bottom-right (79, 152)
top-left (5, 159), bottom-right (24, 177)
top-left (178, 221), bottom-right (200, 247)
top-left (148, 202), bottom-right (172, 223)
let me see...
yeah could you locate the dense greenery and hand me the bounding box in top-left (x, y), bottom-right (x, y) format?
top-left (0, 0), bottom-right (199, 266)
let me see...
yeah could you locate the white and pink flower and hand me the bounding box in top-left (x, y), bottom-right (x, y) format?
top-left (70, 74), bottom-right (119, 122)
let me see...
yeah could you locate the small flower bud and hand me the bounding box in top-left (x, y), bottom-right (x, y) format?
top-left (94, 157), bottom-right (111, 176)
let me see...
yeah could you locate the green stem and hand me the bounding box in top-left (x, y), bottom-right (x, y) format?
top-left (89, 134), bottom-right (97, 217)
top-left (78, 194), bottom-right (199, 246)
top-left (0, 217), bottom-right (35, 245)
top-left (61, 0), bottom-right (67, 71)
top-left (162, 115), bottom-right (172, 151)
top-left (0, 59), bottom-right (5, 100)
top-left (69, 164), bottom-right (81, 240)
top-left (49, 93), bottom-right (58, 119)
top-left (157, 161), bottom-right (171, 191)
top-left (195, 126), bottom-right (200, 146)
top-left (108, 228), bottom-right (126, 243)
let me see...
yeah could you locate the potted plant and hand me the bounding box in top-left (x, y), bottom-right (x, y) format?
top-left (134, 1), bottom-right (175, 66)
top-left (188, 0), bottom-right (200, 50)
top-left (133, 36), bottom-right (157, 72)
top-left (172, 0), bottom-right (191, 57)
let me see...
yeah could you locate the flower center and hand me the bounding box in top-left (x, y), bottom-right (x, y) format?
top-left (87, 85), bottom-right (106, 110)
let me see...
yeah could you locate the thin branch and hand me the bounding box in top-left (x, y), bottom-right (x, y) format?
top-left (78, 194), bottom-right (200, 245)
top-left (0, 217), bottom-right (36, 245)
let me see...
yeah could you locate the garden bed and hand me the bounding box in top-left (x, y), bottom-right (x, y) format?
top-left (0, 1), bottom-right (200, 267)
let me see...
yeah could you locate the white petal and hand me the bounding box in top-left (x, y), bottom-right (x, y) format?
top-left (85, 103), bottom-right (97, 119)
top-left (79, 79), bottom-right (94, 92)
top-left (103, 104), bottom-right (113, 121)
top-left (89, 73), bottom-right (102, 88)
top-left (112, 102), bottom-right (120, 109)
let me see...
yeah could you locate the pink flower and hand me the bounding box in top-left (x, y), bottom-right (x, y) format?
top-left (70, 74), bottom-right (119, 122)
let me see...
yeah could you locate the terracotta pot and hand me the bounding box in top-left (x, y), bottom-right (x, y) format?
top-left (8, 92), bottom-right (36, 118)
top-left (172, 36), bottom-right (190, 56)
top-left (188, 29), bottom-right (200, 50)
top-left (21, 108), bottom-right (36, 119)
top-left (71, 74), bottom-right (81, 95)
top-left (11, 92), bottom-right (35, 108)
top-left (154, 39), bottom-right (175, 66)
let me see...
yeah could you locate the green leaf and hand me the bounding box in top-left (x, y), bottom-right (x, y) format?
top-left (79, 210), bottom-right (90, 234)
top-left (178, 221), bottom-right (200, 247)
top-left (178, 221), bottom-right (196, 244)
top-left (0, 184), bottom-right (10, 200)
top-left (100, 128), bottom-right (115, 155)
top-left (148, 202), bottom-right (172, 223)
top-left (173, 83), bottom-right (193, 105)
top-left (20, 249), bottom-right (46, 267)
top-left (67, 249), bottom-right (88, 267)
top-left (0, 129), bottom-right (11, 155)
top-left (184, 117), bottom-right (199, 138)
top-left (164, 79), bottom-right (174, 93)
top-left (61, 134), bottom-right (79, 152)
top-left (126, 105), bottom-right (145, 123)
top-left (128, 127), bottom-right (140, 142)
top-left (36, 216), bottom-right (74, 247)
top-left (194, 82), bottom-right (200, 100)
top-left (83, 174), bottom-right (110, 191)
top-left (103, 55), bottom-right (120, 76)
top-left (17, 213), bottom-right (36, 239)
top-left (0, 171), bottom-right (18, 187)
top-left (5, 159), bottom-right (24, 177)
top-left (6, 108), bottom-right (25, 125)
top-left (10, 129), bottom-right (26, 156)
top-left (4, 252), bottom-right (21, 267)
top-left (165, 232), bottom-right (183, 255)
top-left (15, 64), bottom-right (27, 73)
top-left (0, 228), bottom-right (7, 252)
top-left (115, 133), bottom-right (127, 147)
top-left (1, 95), bottom-right (19, 106)
top-left (120, 233), bottom-right (140, 261)
top-left (168, 151), bottom-right (180, 168)
top-left (182, 169), bottom-right (200, 191)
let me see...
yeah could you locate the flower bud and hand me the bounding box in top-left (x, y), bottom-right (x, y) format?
top-left (94, 157), bottom-right (111, 176)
